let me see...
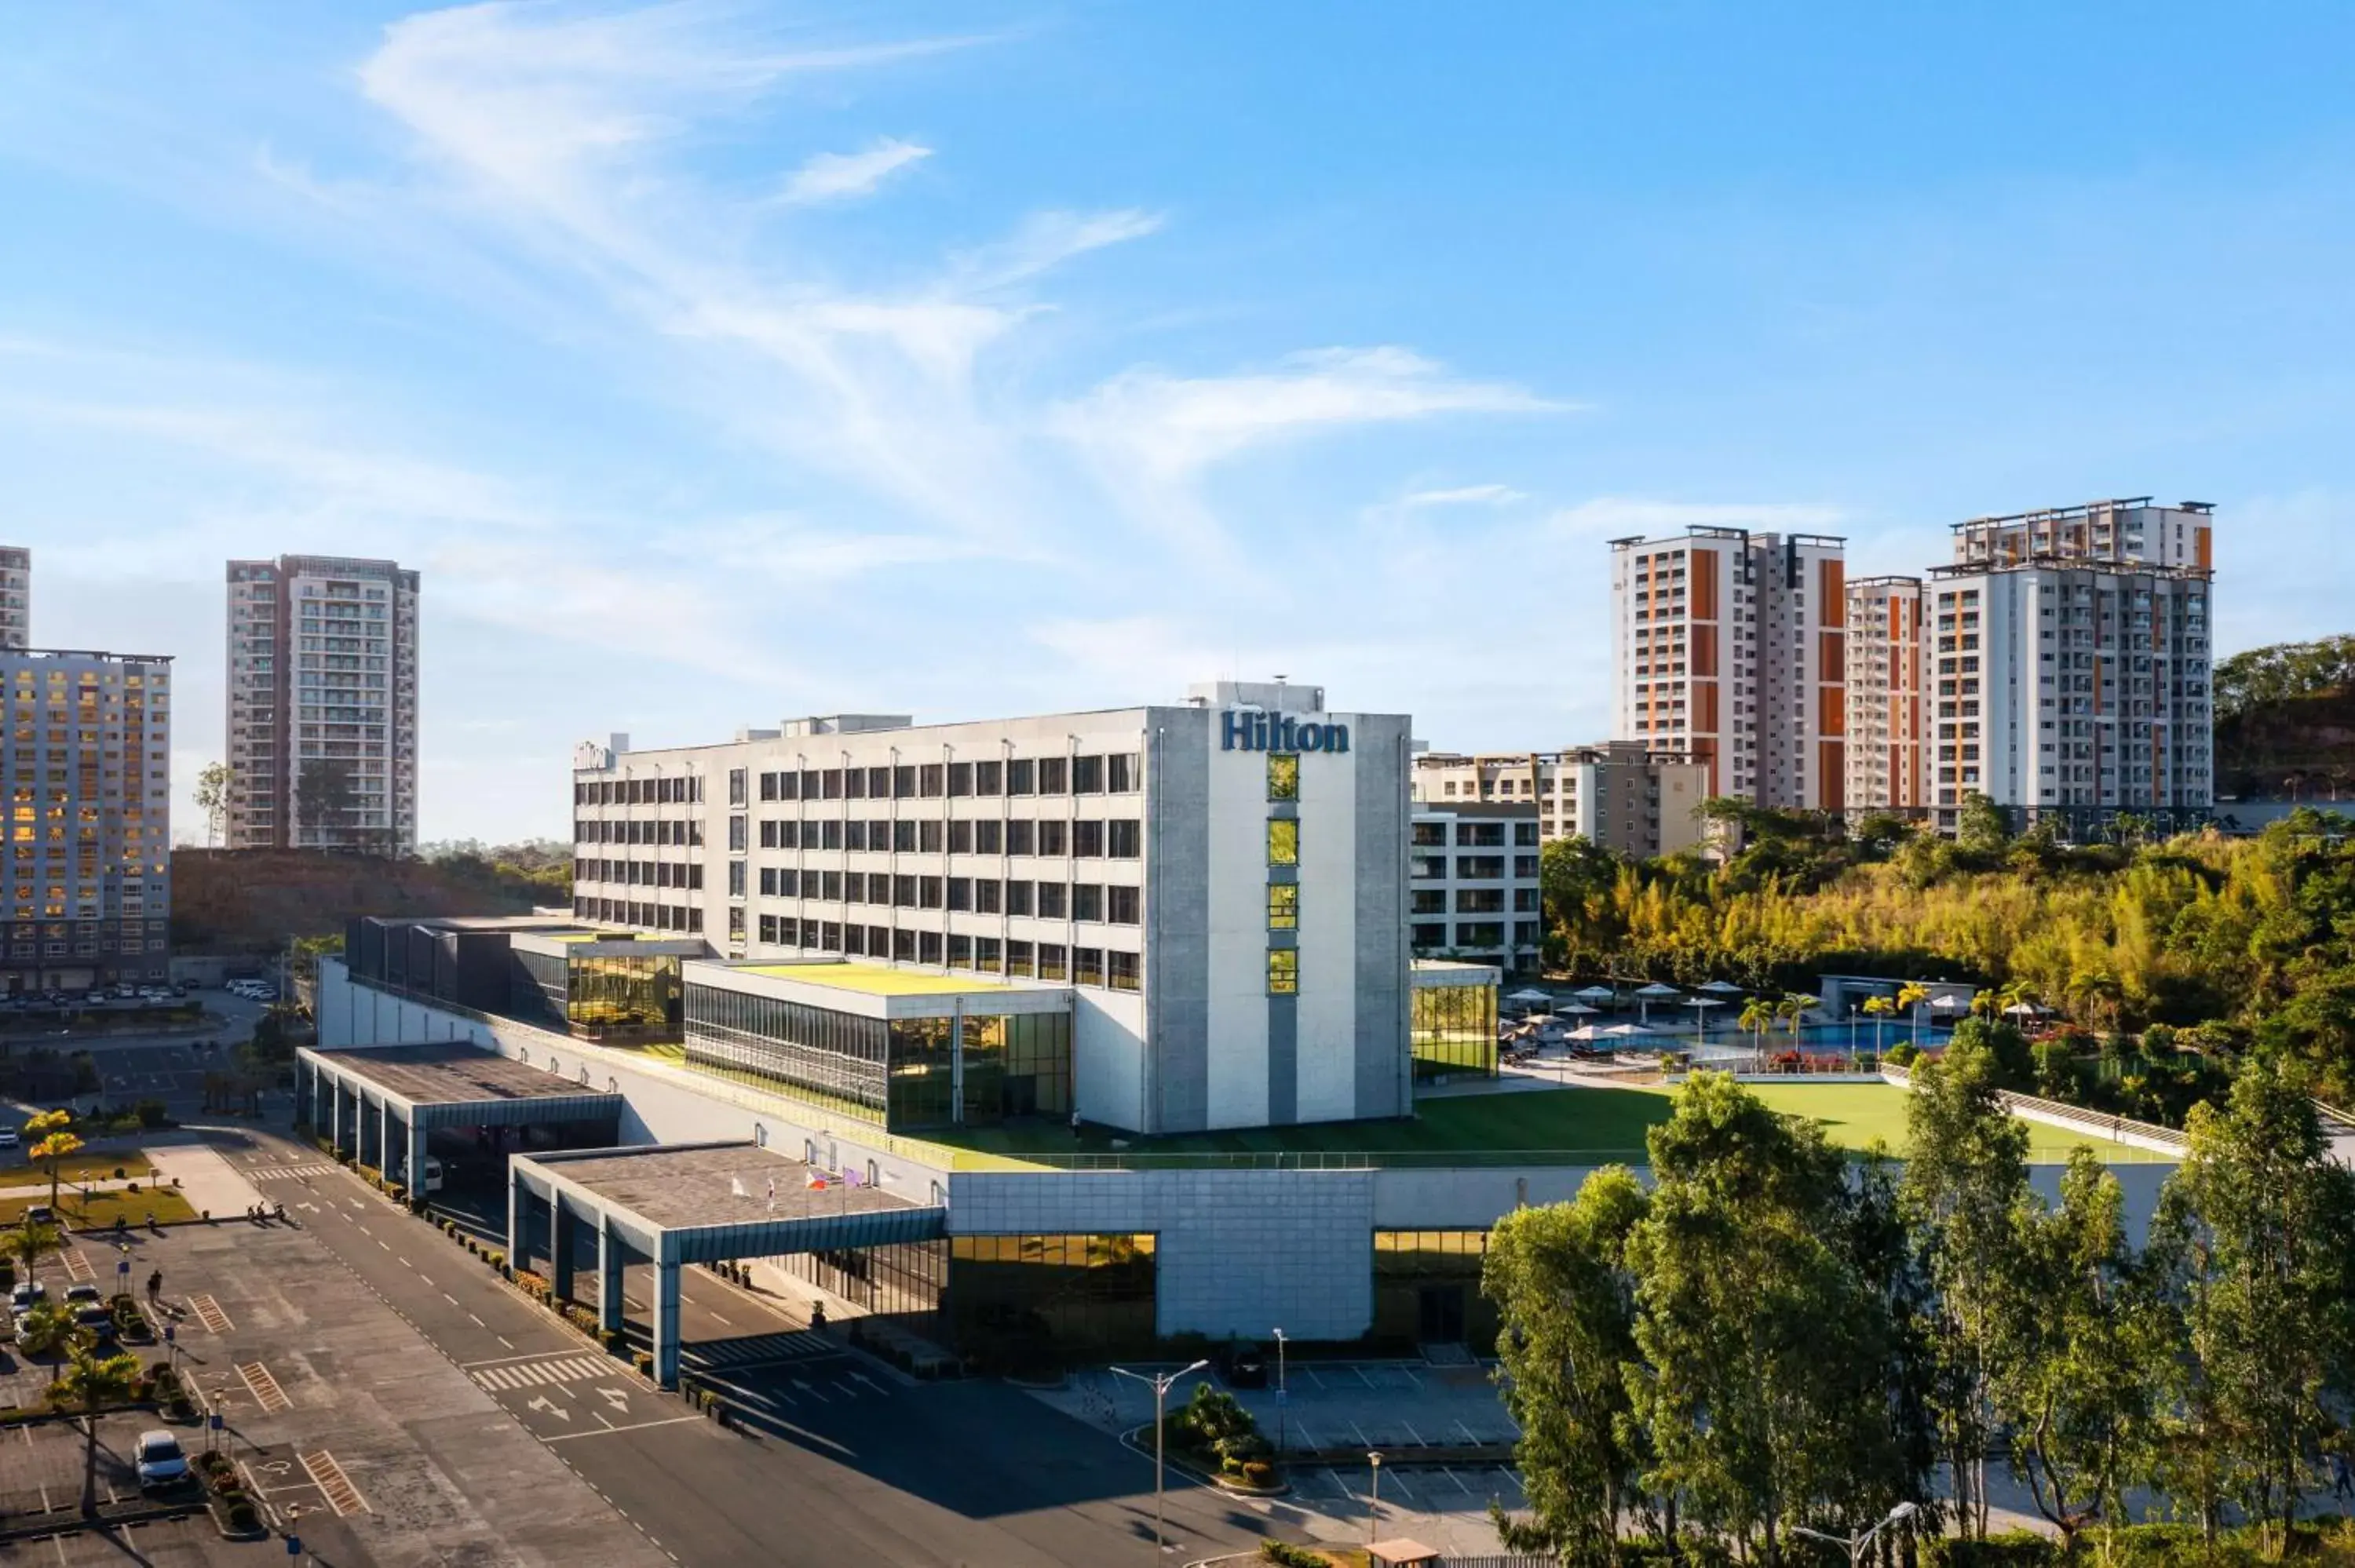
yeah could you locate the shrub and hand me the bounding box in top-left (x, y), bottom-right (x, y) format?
top-left (486, 1249), bottom-right (505, 1269)
top-left (513, 1271), bottom-right (551, 1299)
top-left (632, 1351), bottom-right (654, 1376)
top-left (224, 1499), bottom-right (260, 1533)
top-left (1260, 1543), bottom-right (1328, 1567)
top-left (112, 1166), bottom-right (126, 1180)
top-left (1240, 1459), bottom-right (1275, 1487)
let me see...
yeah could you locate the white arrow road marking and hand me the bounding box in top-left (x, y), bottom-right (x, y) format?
top-left (528, 1395), bottom-right (571, 1422)
top-left (600, 1387), bottom-right (630, 1412)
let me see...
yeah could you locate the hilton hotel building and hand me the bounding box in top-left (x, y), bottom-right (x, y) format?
top-left (570, 681), bottom-right (1414, 1136)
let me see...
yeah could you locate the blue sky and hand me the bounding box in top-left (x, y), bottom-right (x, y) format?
top-left (3, 2), bottom-right (2352, 843)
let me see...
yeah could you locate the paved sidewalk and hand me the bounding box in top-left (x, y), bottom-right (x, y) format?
top-left (142, 1140), bottom-right (265, 1216)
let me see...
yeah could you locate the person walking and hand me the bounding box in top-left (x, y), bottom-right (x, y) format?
top-left (145, 1269), bottom-right (162, 1304)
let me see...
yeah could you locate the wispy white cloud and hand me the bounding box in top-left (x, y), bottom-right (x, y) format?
top-left (1397, 483), bottom-right (1528, 509)
top-left (951, 207), bottom-right (1165, 290)
top-left (778, 137), bottom-right (932, 205)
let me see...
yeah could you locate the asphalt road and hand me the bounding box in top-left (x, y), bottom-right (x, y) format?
top-left (230, 1125), bottom-right (1276, 1567)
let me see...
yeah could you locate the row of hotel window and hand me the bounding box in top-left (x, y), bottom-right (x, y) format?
top-left (751, 917), bottom-right (1142, 988)
top-left (742, 753), bottom-right (1140, 806)
top-left (746, 816), bottom-right (1142, 856)
top-left (578, 899), bottom-right (701, 932)
top-left (747, 869), bottom-right (1143, 921)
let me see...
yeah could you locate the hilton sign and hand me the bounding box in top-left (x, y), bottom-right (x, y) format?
top-left (1220, 710), bottom-right (1351, 754)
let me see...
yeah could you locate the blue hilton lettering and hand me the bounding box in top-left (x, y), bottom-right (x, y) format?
top-left (1219, 711), bottom-right (1349, 754)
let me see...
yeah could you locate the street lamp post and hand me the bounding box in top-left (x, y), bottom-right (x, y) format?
top-left (1791, 1501), bottom-right (1918, 1568)
top-left (1112, 1359), bottom-right (1209, 1556)
top-left (1367, 1450), bottom-right (1384, 1545)
top-left (1272, 1329), bottom-right (1288, 1457)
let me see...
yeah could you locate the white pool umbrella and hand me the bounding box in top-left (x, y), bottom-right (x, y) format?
top-left (1698, 979), bottom-right (1746, 995)
top-left (1633, 982), bottom-right (1679, 1025)
top-left (1505, 988), bottom-right (1554, 1006)
top-left (1573, 986), bottom-right (1616, 1002)
top-left (1556, 1002), bottom-right (1598, 1017)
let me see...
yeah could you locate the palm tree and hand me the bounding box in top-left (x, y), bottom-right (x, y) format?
top-left (15, 1300), bottom-right (73, 1358)
top-left (1737, 998), bottom-right (1775, 1068)
top-left (3, 1219), bottom-right (63, 1294)
top-left (1862, 994), bottom-right (1895, 1052)
top-left (55, 1342), bottom-right (143, 1516)
top-left (1776, 994), bottom-right (1813, 1066)
top-left (1896, 982), bottom-right (1931, 1048)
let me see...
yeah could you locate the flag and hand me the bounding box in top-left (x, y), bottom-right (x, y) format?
top-left (765, 1176), bottom-right (776, 1212)
top-left (842, 1168), bottom-right (864, 1189)
top-left (729, 1176), bottom-right (749, 1199)
top-left (805, 1172), bottom-right (831, 1191)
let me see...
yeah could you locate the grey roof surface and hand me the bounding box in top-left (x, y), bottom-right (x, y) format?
top-left (544, 1144), bottom-right (916, 1231)
top-left (310, 1045), bottom-right (614, 1107)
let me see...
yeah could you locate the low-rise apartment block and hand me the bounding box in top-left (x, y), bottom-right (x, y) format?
top-left (1411, 743), bottom-right (1709, 858)
top-left (1408, 800), bottom-right (1541, 972)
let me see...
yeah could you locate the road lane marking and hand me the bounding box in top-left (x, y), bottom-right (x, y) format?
top-left (237, 1362), bottom-right (294, 1413)
top-left (189, 1293), bottom-right (233, 1333)
top-left (543, 1415), bottom-right (703, 1442)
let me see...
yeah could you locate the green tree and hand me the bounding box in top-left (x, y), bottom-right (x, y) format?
top-left (53, 1344), bottom-right (143, 1516)
top-left (2, 1219), bottom-right (63, 1293)
top-left (1625, 1074), bottom-right (1897, 1564)
top-left (2146, 1055), bottom-right (2355, 1552)
top-left (1955, 792), bottom-right (2011, 855)
top-left (30, 1121), bottom-right (82, 1210)
top-left (192, 760), bottom-right (230, 848)
top-left (14, 1299), bottom-right (73, 1358)
top-left (1900, 1031), bottom-right (2033, 1539)
top-left (1484, 1167), bottom-right (1652, 1566)
top-left (296, 756), bottom-right (362, 848)
top-left (1995, 1149), bottom-right (2159, 1544)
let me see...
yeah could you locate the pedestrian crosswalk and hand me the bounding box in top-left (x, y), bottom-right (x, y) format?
top-left (681, 1331), bottom-right (832, 1370)
top-left (246, 1163), bottom-right (338, 1182)
top-left (470, 1354), bottom-right (615, 1391)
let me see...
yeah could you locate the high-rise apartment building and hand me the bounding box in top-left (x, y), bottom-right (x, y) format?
top-left (1610, 528), bottom-right (1846, 811)
top-left (1927, 499), bottom-right (2214, 832)
top-left (0, 548), bottom-right (28, 650)
top-left (1410, 743), bottom-right (1710, 858)
top-left (225, 556), bottom-right (420, 852)
top-left (1843, 576), bottom-right (1930, 813)
top-left (0, 647), bottom-right (173, 993)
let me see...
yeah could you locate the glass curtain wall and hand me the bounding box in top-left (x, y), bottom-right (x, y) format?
top-left (777, 1239), bottom-right (946, 1343)
top-left (568, 954), bottom-right (683, 1041)
top-left (1411, 981), bottom-right (1499, 1078)
top-left (949, 1234), bottom-right (1157, 1375)
top-left (685, 982), bottom-right (891, 1123)
top-left (1371, 1229), bottom-right (1497, 1353)
top-left (510, 949), bottom-right (568, 1030)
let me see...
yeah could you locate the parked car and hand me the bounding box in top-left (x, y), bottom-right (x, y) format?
top-left (24, 1205), bottom-right (53, 1227)
top-left (64, 1283), bottom-right (101, 1307)
top-left (0, 1128), bottom-right (17, 1150)
top-left (9, 1282), bottom-right (46, 1316)
top-left (74, 1304), bottom-right (116, 1341)
top-left (134, 1431), bottom-right (189, 1490)
top-left (1221, 1340), bottom-right (1269, 1389)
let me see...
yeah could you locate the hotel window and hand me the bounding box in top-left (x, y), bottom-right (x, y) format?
top-left (1268, 753), bottom-right (1299, 800)
top-left (894, 820), bottom-right (916, 851)
top-left (893, 765), bottom-right (916, 797)
top-left (728, 815), bottom-right (747, 851)
top-left (845, 822), bottom-right (867, 851)
top-left (1268, 819), bottom-right (1299, 866)
top-left (976, 820), bottom-right (1002, 855)
top-left (1007, 758), bottom-right (1035, 795)
top-left (798, 770), bottom-right (820, 799)
top-left (844, 925), bottom-right (866, 954)
top-left (728, 906), bottom-right (746, 939)
top-left (948, 821), bottom-right (973, 854)
top-left (948, 763), bottom-right (973, 797)
top-left (919, 932), bottom-right (943, 964)
top-left (1267, 949), bottom-right (1298, 994)
top-left (920, 877), bottom-right (944, 909)
top-left (779, 870), bottom-right (799, 896)
top-left (1038, 942), bottom-right (1068, 981)
top-left (867, 766), bottom-right (891, 797)
top-left (976, 879), bottom-right (1002, 914)
top-left (1036, 882), bottom-right (1067, 919)
top-left (820, 821), bottom-right (842, 850)
top-left (1108, 950), bottom-right (1140, 990)
top-left (919, 820), bottom-right (944, 852)
top-left (975, 936), bottom-right (1002, 973)
top-left (1108, 819), bottom-right (1141, 858)
top-left (1073, 821), bottom-right (1104, 858)
top-left (1006, 820), bottom-right (1035, 855)
top-left (1108, 885), bottom-right (1139, 924)
top-left (1006, 939), bottom-right (1034, 978)
top-left (894, 929), bottom-right (917, 961)
top-left (820, 921), bottom-right (842, 950)
top-left (1006, 880), bottom-right (1033, 916)
top-left (893, 874), bottom-right (917, 906)
top-left (976, 760), bottom-right (1003, 796)
top-left (1039, 757), bottom-right (1068, 794)
top-left (1268, 883), bottom-right (1298, 929)
top-left (919, 764), bottom-right (945, 797)
top-left (845, 768), bottom-right (866, 800)
top-left (728, 768), bottom-right (747, 807)
top-left (1072, 755), bottom-right (1104, 793)
top-left (1072, 884), bottom-right (1104, 922)
top-left (822, 769), bottom-right (843, 800)
top-left (947, 877), bottom-right (972, 912)
top-left (1038, 821), bottom-right (1068, 856)
top-left (868, 817), bottom-right (889, 845)
top-left (820, 870), bottom-right (843, 899)
top-left (1108, 753), bottom-right (1139, 793)
top-left (1074, 946), bottom-right (1104, 986)
top-left (728, 860), bottom-right (746, 896)
top-left (868, 873), bottom-right (890, 903)
top-left (947, 934), bottom-right (972, 967)
top-left (758, 771), bottom-right (778, 802)
top-left (758, 913), bottom-right (779, 943)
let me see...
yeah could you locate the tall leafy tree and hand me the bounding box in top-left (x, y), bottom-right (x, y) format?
top-left (54, 1343), bottom-right (144, 1516)
top-left (1624, 1074), bottom-right (1897, 1565)
top-left (2146, 1055), bottom-right (2355, 1552)
top-left (1900, 1030), bottom-right (2033, 1538)
top-left (1995, 1148), bottom-right (2160, 1544)
top-left (1484, 1167), bottom-right (1652, 1566)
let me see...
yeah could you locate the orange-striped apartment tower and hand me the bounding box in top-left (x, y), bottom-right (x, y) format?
top-left (1609, 528), bottom-right (1846, 811)
top-left (1843, 576), bottom-right (1930, 811)
top-left (1929, 498), bottom-right (2214, 833)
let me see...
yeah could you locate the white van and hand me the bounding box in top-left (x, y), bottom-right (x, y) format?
top-left (421, 1157), bottom-right (444, 1196)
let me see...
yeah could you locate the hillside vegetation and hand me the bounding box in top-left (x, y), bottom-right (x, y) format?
top-left (171, 846), bottom-right (568, 954)
top-left (2214, 634), bottom-right (2355, 799)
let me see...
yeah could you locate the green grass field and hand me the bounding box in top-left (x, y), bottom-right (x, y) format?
top-left (923, 1080), bottom-right (2156, 1171)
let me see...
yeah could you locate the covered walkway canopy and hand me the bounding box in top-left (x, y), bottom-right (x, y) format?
top-left (298, 1042), bottom-right (625, 1194)
top-left (508, 1142), bottom-right (946, 1385)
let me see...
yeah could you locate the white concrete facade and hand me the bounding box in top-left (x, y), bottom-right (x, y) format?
top-left (1411, 742), bottom-right (1708, 857)
top-left (570, 680), bottom-right (1413, 1135)
top-left (1407, 800), bottom-right (1541, 971)
top-left (1930, 500), bottom-right (2215, 828)
top-left (225, 555), bottom-right (421, 851)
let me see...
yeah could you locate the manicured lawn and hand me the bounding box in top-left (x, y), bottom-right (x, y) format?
top-left (0, 1149), bottom-right (155, 1188)
top-left (0, 1184), bottom-right (199, 1227)
top-left (927, 1080), bottom-right (2152, 1170)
